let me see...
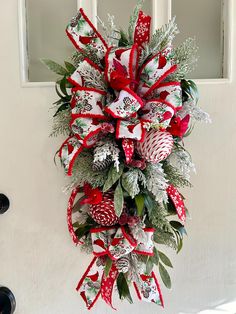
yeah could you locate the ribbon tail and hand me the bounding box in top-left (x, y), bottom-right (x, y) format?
top-left (134, 272), bottom-right (164, 307)
top-left (134, 11), bottom-right (151, 46)
top-left (166, 184), bottom-right (186, 223)
top-left (76, 257), bottom-right (104, 310)
top-left (101, 263), bottom-right (119, 310)
top-left (67, 187), bottom-right (83, 245)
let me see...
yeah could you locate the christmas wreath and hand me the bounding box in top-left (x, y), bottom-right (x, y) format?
top-left (43, 1), bottom-right (210, 310)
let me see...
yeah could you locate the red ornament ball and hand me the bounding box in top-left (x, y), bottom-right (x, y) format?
top-left (89, 191), bottom-right (119, 226)
top-left (136, 130), bottom-right (173, 163)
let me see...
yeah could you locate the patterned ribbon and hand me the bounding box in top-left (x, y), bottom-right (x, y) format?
top-left (60, 8), bottom-right (182, 176)
top-left (76, 226), bottom-right (164, 309)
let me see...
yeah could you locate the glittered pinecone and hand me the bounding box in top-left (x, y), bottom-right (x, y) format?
top-left (136, 130), bottom-right (173, 163)
top-left (92, 156), bottom-right (112, 172)
top-left (89, 191), bottom-right (119, 226)
top-left (70, 12), bottom-right (81, 27)
top-left (116, 257), bottom-right (130, 273)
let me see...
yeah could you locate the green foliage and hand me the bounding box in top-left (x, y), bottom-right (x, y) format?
top-left (119, 29), bottom-right (129, 47)
top-left (159, 263), bottom-right (171, 289)
top-left (128, 0), bottom-right (144, 43)
top-left (114, 181), bottom-right (124, 217)
top-left (50, 108), bottom-right (71, 137)
top-left (41, 59), bottom-right (68, 76)
top-left (170, 221), bottom-right (187, 253)
top-left (149, 247), bottom-right (159, 266)
top-left (163, 162), bottom-right (192, 188)
top-left (158, 251), bottom-right (173, 268)
top-left (170, 38), bottom-right (199, 80)
top-left (103, 164), bottom-right (124, 192)
top-left (72, 46), bottom-right (103, 68)
top-left (104, 257), bottom-right (113, 277)
top-left (122, 168), bottom-right (146, 199)
top-left (71, 152), bottom-right (109, 188)
top-left (64, 61), bottom-right (76, 73)
top-left (149, 17), bottom-right (179, 54)
top-left (97, 14), bottom-right (121, 47)
top-left (117, 273), bottom-right (133, 304)
top-left (135, 194), bottom-right (145, 216)
top-left (181, 79), bottom-right (199, 104)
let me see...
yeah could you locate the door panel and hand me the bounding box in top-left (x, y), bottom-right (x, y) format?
top-left (0, 1), bottom-right (235, 313)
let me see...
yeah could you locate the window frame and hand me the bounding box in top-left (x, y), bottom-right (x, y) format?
top-left (18, 0), bottom-right (233, 87)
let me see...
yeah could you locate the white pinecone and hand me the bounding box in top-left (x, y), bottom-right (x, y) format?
top-left (92, 156), bottom-right (112, 171)
top-left (116, 257), bottom-right (130, 273)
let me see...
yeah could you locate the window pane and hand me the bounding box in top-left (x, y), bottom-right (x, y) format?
top-left (172, 0), bottom-right (224, 79)
top-left (26, 0), bottom-right (77, 82)
top-left (97, 0), bottom-right (153, 32)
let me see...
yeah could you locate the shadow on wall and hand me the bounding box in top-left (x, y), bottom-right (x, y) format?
top-left (180, 300), bottom-right (236, 314)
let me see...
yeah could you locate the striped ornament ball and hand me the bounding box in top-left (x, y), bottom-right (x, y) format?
top-left (136, 130), bottom-right (173, 163)
top-left (89, 191), bottom-right (119, 226)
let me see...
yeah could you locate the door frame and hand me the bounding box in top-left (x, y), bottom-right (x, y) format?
top-left (18, 0), bottom-right (233, 87)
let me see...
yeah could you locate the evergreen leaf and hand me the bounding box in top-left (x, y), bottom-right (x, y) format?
top-left (114, 181), bottom-right (124, 217)
top-left (103, 164), bottom-right (124, 192)
top-left (151, 247), bottom-right (159, 265)
top-left (64, 61), bottom-right (76, 74)
top-left (146, 257), bottom-right (154, 275)
top-left (117, 273), bottom-right (133, 304)
top-left (41, 59), bottom-right (68, 76)
top-left (104, 258), bottom-right (113, 277)
top-left (158, 251), bottom-right (173, 268)
top-left (159, 263), bottom-right (171, 289)
top-left (135, 194), bottom-right (145, 216)
top-left (59, 76), bottom-right (69, 97)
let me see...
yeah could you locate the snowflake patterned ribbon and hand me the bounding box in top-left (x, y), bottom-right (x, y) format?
top-left (59, 8), bottom-right (182, 176)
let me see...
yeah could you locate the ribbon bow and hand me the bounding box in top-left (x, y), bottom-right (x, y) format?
top-left (59, 8), bottom-right (182, 175)
top-left (76, 226), bottom-right (163, 309)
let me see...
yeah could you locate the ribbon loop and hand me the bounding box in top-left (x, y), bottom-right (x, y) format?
top-left (66, 9), bottom-right (108, 60)
top-left (137, 47), bottom-right (177, 98)
top-left (70, 117), bottom-right (102, 148)
top-left (105, 45), bottom-right (139, 85)
top-left (71, 86), bottom-right (106, 119)
top-left (105, 88), bottom-right (143, 119)
top-left (59, 136), bottom-right (83, 176)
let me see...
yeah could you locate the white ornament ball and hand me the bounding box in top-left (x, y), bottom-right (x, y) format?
top-left (136, 130), bottom-right (173, 163)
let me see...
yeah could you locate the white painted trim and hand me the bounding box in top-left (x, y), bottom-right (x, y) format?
top-left (18, 0), bottom-right (233, 87)
top-left (18, 0), bottom-right (29, 86)
top-left (167, 0), bottom-right (233, 84)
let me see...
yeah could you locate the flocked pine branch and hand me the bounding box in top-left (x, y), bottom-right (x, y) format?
top-left (178, 100), bottom-right (211, 123)
top-left (166, 146), bottom-right (196, 180)
top-left (97, 14), bottom-right (121, 47)
top-left (163, 162), bottom-right (192, 188)
top-left (128, 0), bottom-right (145, 43)
top-left (169, 38), bottom-right (199, 80)
top-left (50, 108), bottom-right (71, 137)
top-left (122, 168), bottom-right (146, 198)
top-left (77, 61), bottom-right (107, 91)
top-left (145, 163), bottom-right (168, 203)
top-left (149, 17), bottom-right (179, 54)
top-left (71, 151), bottom-right (109, 188)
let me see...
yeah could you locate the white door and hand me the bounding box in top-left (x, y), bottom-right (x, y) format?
top-left (0, 1), bottom-right (235, 313)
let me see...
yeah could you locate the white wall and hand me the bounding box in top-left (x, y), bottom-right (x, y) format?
top-left (0, 1), bottom-right (235, 314)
